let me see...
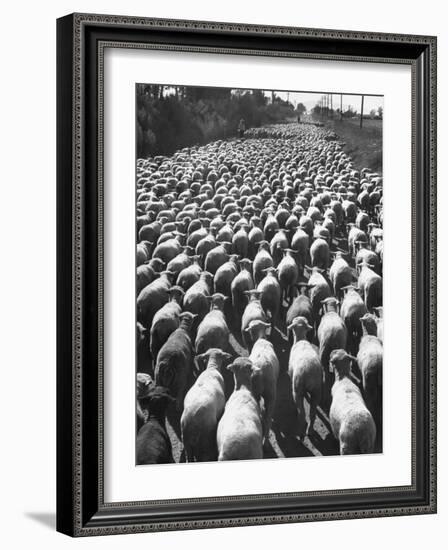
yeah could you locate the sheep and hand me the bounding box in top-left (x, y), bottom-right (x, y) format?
top-left (136, 372), bottom-right (154, 432)
top-left (270, 229), bottom-right (289, 266)
top-left (176, 256), bottom-right (202, 291)
top-left (216, 223), bottom-right (234, 244)
top-left (136, 270), bottom-right (174, 331)
top-left (136, 386), bottom-right (175, 464)
top-left (232, 224), bottom-right (249, 257)
top-left (313, 224), bottom-right (330, 242)
top-left (277, 248), bottom-right (299, 305)
top-left (246, 320), bottom-right (280, 440)
top-left (275, 206), bottom-right (290, 228)
top-left (308, 267), bottom-right (332, 325)
top-left (241, 290), bottom-right (269, 350)
top-left (357, 314), bottom-right (383, 420)
top-left (195, 231), bottom-right (217, 260)
top-left (253, 241), bottom-right (274, 285)
top-left (317, 297), bottom-right (348, 404)
top-left (149, 285), bottom-right (184, 362)
top-left (257, 266), bottom-right (281, 327)
top-left (152, 237), bottom-right (183, 264)
top-left (230, 258), bottom-right (254, 327)
top-left (358, 261), bottom-right (383, 311)
top-left (136, 241), bottom-right (151, 267)
top-left (166, 247), bottom-right (194, 277)
top-left (263, 212), bottom-right (279, 242)
top-left (195, 293), bottom-right (230, 355)
top-left (355, 241), bottom-right (380, 274)
top-left (204, 242), bottom-right (231, 274)
top-left (287, 316), bottom-right (323, 437)
top-left (373, 306), bottom-right (384, 342)
top-left (214, 254), bottom-right (239, 298)
top-left (154, 311), bottom-right (196, 410)
top-left (181, 348), bottom-right (232, 462)
top-left (183, 271), bottom-right (214, 330)
top-left (138, 221), bottom-right (161, 243)
top-left (187, 225), bottom-right (208, 249)
top-left (286, 283), bottom-right (314, 343)
top-left (138, 237), bottom-right (154, 258)
top-left (290, 227), bottom-right (310, 274)
top-left (340, 285), bottom-right (367, 354)
top-left (217, 357), bottom-right (263, 461)
top-left (369, 225), bottom-right (384, 251)
top-left (329, 349), bottom-right (376, 454)
top-left (247, 220), bottom-right (264, 259)
top-left (356, 211), bottom-right (370, 232)
top-left (137, 321), bottom-right (152, 375)
top-left (310, 237), bottom-right (330, 270)
top-left (136, 257), bottom-right (165, 297)
top-left (342, 200), bottom-right (358, 226)
top-left (329, 252), bottom-right (353, 300)
top-left (347, 224), bottom-right (368, 257)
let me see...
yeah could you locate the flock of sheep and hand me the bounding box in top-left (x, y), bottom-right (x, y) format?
top-left (135, 122), bottom-right (383, 465)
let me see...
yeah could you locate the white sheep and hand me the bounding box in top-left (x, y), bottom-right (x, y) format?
top-left (246, 320), bottom-right (280, 441)
top-left (287, 316), bottom-right (323, 438)
top-left (181, 348), bottom-right (232, 462)
top-left (329, 349), bottom-right (376, 454)
top-left (217, 357), bottom-right (263, 461)
top-left (357, 314), bottom-right (383, 420)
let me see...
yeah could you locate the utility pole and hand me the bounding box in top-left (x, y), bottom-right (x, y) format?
top-left (360, 94), bottom-right (365, 128)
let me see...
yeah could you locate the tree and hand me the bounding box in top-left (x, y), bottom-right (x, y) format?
top-left (378, 105), bottom-right (383, 119)
top-left (296, 103), bottom-right (307, 115)
top-left (370, 109), bottom-right (376, 119)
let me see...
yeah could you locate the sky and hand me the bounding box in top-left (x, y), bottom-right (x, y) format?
top-left (264, 90), bottom-right (383, 114)
top-left (159, 85), bottom-right (383, 114)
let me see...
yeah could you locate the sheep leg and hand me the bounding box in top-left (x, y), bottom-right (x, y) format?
top-left (262, 392), bottom-right (275, 443)
top-left (307, 387), bottom-right (321, 436)
top-left (294, 392), bottom-right (307, 439)
top-left (321, 369), bottom-right (332, 411)
top-left (288, 285), bottom-right (295, 306)
top-left (184, 443), bottom-right (194, 463)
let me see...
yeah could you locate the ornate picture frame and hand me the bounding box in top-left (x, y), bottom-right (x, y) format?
top-left (57, 13), bottom-right (437, 536)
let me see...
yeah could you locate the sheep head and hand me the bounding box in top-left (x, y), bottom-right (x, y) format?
top-left (210, 293), bottom-right (226, 311)
top-left (196, 348), bottom-right (232, 371)
top-left (244, 289), bottom-right (262, 302)
top-left (360, 313), bottom-right (378, 336)
top-left (227, 357), bottom-right (254, 389)
top-left (149, 257), bottom-right (165, 272)
top-left (238, 258), bottom-right (253, 271)
top-left (329, 349), bottom-right (356, 380)
top-left (246, 319), bottom-right (271, 341)
top-left (138, 385), bottom-right (175, 418)
top-left (167, 285), bottom-right (185, 304)
top-left (321, 297), bottom-right (339, 314)
top-left (287, 316), bottom-right (313, 340)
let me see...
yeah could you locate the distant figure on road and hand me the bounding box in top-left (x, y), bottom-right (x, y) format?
top-left (238, 118), bottom-right (246, 138)
top-left (297, 114), bottom-right (301, 124)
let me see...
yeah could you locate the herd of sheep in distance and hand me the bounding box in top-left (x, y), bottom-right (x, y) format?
top-left (135, 121), bottom-right (383, 465)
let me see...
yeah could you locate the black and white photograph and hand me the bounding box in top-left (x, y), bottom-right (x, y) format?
top-left (135, 84), bottom-right (383, 464)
